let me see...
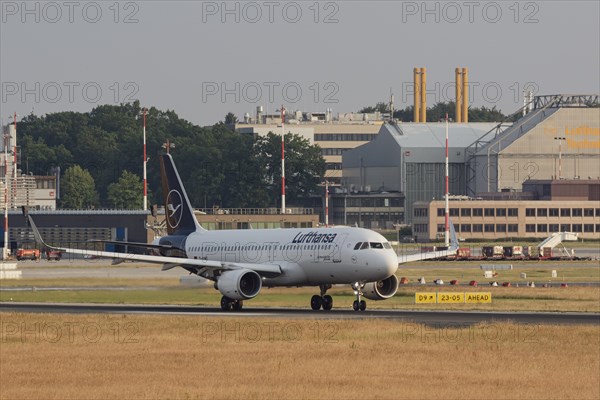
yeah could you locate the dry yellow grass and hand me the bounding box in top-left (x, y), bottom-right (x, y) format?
top-left (1, 312), bottom-right (598, 400)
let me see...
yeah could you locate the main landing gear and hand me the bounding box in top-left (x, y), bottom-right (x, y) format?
top-left (351, 282), bottom-right (367, 311)
top-left (220, 296), bottom-right (243, 311)
top-left (310, 284), bottom-right (333, 311)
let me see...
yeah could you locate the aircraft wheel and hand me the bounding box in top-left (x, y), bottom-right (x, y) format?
top-left (322, 295), bottom-right (333, 311)
top-left (232, 300), bottom-right (243, 311)
top-left (359, 300), bottom-right (367, 311)
top-left (311, 295), bottom-right (322, 310)
top-left (352, 300), bottom-right (359, 311)
top-left (220, 296), bottom-right (233, 311)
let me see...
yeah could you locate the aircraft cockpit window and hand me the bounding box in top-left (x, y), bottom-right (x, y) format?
top-left (383, 242), bottom-right (392, 249)
top-left (370, 242), bottom-right (384, 249)
top-left (360, 242), bottom-right (369, 250)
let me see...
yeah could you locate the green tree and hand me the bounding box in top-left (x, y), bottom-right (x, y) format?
top-left (60, 165), bottom-right (99, 209)
top-left (107, 170), bottom-right (143, 209)
top-left (254, 132), bottom-right (325, 207)
top-left (224, 112), bottom-right (238, 124)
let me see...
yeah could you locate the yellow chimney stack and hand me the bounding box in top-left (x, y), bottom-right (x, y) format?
top-left (413, 68), bottom-right (421, 123)
top-left (462, 67), bottom-right (469, 123)
top-left (420, 68), bottom-right (427, 122)
top-left (455, 68), bottom-right (463, 123)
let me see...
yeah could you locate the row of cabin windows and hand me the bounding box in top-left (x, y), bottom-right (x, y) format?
top-left (189, 244), bottom-right (334, 253)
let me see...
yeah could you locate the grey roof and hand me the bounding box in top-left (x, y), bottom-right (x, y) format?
top-left (382, 122), bottom-right (499, 149)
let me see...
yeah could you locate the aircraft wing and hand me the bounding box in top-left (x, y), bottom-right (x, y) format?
top-left (26, 215), bottom-right (281, 279)
top-left (397, 220), bottom-right (459, 264)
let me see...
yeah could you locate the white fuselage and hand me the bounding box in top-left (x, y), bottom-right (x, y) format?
top-left (183, 227), bottom-right (398, 286)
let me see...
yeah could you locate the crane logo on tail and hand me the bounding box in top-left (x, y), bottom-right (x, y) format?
top-left (166, 189), bottom-right (183, 228)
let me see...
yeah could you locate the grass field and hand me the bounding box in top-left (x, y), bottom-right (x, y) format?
top-left (0, 312), bottom-right (598, 400)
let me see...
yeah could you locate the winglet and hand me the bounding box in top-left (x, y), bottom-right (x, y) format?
top-left (26, 215), bottom-right (51, 248)
top-left (449, 219), bottom-right (459, 250)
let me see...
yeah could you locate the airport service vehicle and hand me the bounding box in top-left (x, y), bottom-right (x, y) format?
top-left (16, 248), bottom-right (41, 261)
top-left (45, 250), bottom-right (62, 261)
top-left (27, 154), bottom-right (458, 311)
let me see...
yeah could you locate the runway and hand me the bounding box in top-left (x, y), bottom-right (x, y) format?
top-left (1, 302), bottom-right (598, 325)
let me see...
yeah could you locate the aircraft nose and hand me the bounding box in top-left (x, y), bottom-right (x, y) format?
top-left (384, 250), bottom-right (399, 276)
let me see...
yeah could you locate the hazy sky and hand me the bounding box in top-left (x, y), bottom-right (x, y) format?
top-left (1, 1), bottom-right (599, 126)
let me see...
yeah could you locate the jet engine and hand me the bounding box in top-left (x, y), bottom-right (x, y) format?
top-left (217, 269), bottom-right (262, 300)
top-left (362, 275), bottom-right (399, 300)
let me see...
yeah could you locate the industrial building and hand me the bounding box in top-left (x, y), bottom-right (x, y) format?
top-left (341, 94), bottom-right (599, 230)
top-left (412, 179), bottom-right (600, 241)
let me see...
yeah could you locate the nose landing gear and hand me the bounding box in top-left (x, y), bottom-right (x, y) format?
top-left (351, 282), bottom-right (366, 311)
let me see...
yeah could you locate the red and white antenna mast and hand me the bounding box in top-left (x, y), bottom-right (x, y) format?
top-left (280, 105), bottom-right (286, 215)
top-left (444, 113), bottom-right (450, 247)
top-left (142, 107), bottom-right (147, 210)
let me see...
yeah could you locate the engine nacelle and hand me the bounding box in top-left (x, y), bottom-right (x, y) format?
top-left (217, 269), bottom-right (262, 300)
top-left (362, 275), bottom-right (399, 300)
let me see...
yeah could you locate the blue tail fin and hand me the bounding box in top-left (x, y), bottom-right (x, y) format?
top-left (160, 154), bottom-right (204, 235)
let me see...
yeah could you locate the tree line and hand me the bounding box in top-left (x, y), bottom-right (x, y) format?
top-left (17, 101), bottom-right (325, 210)
top-left (359, 101), bottom-right (510, 122)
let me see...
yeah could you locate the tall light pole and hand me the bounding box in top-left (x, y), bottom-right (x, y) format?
top-left (554, 137), bottom-right (566, 179)
top-left (444, 113), bottom-right (450, 247)
top-left (3, 118), bottom-right (11, 259)
top-left (142, 108), bottom-right (147, 210)
top-left (162, 140), bottom-right (175, 154)
top-left (279, 105), bottom-right (286, 214)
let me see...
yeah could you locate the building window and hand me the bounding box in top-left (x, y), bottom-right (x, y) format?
top-left (460, 224), bottom-right (471, 232)
top-left (549, 208), bottom-right (559, 217)
top-left (437, 224), bottom-right (445, 233)
top-left (496, 224), bottom-right (506, 232)
top-left (536, 208), bottom-right (547, 217)
top-left (437, 208), bottom-right (445, 217)
top-left (484, 208), bottom-right (495, 217)
top-left (508, 224), bottom-right (518, 232)
top-left (315, 133), bottom-right (377, 141)
top-left (549, 224), bottom-right (559, 232)
top-left (525, 224), bottom-right (536, 233)
top-left (508, 208), bottom-right (518, 217)
top-left (584, 208), bottom-right (594, 217)
top-left (596, 209), bottom-right (600, 217)
top-left (537, 224), bottom-right (547, 233)
top-left (584, 224), bottom-right (594, 233)
top-left (461, 208), bottom-right (471, 217)
top-left (572, 208), bottom-right (583, 217)
top-left (473, 224), bottom-right (483, 232)
top-left (484, 224), bottom-right (495, 232)
top-left (473, 208), bottom-right (483, 217)
top-left (572, 224), bottom-right (582, 232)
top-left (560, 209), bottom-right (571, 217)
top-left (496, 208), bottom-right (506, 217)
top-left (560, 224), bottom-right (571, 232)
top-left (526, 208), bottom-right (535, 217)
top-left (414, 208), bottom-right (428, 217)
top-left (596, 224), bottom-right (600, 233)
top-left (450, 208), bottom-right (459, 217)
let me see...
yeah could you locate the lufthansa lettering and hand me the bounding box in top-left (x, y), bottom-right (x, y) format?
top-left (291, 231), bottom-right (337, 244)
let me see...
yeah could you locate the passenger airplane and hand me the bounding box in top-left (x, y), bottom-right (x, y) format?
top-left (27, 154), bottom-right (458, 311)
